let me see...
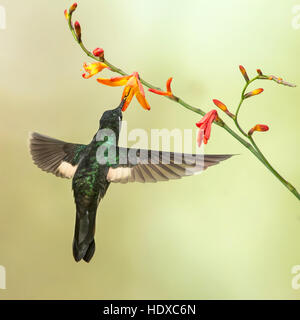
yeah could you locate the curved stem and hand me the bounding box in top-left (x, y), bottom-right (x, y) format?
top-left (66, 11), bottom-right (300, 201)
top-left (234, 76), bottom-right (259, 138)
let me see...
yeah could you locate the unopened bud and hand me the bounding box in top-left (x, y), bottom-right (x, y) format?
top-left (93, 48), bottom-right (104, 58)
top-left (239, 65), bottom-right (249, 83)
top-left (248, 124), bottom-right (269, 136)
top-left (69, 3), bottom-right (77, 14)
top-left (212, 99), bottom-right (227, 112)
top-left (256, 69), bottom-right (263, 76)
top-left (64, 9), bottom-right (69, 20)
top-left (74, 21), bottom-right (81, 41)
top-left (244, 88), bottom-right (264, 99)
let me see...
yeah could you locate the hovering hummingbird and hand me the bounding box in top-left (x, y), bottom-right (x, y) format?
top-left (29, 99), bottom-right (233, 263)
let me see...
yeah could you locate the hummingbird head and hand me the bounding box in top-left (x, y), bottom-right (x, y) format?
top-left (99, 99), bottom-right (125, 132)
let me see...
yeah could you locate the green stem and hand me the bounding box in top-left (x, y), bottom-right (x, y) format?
top-left (234, 75), bottom-right (300, 200)
top-left (66, 12), bottom-right (300, 201)
top-left (234, 76), bottom-right (259, 138)
top-left (249, 136), bottom-right (300, 200)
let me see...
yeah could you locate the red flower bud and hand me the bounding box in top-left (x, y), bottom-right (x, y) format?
top-left (74, 21), bottom-right (81, 41)
top-left (93, 48), bottom-right (104, 58)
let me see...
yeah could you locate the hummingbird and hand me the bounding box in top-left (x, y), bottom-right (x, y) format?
top-left (29, 99), bottom-right (233, 263)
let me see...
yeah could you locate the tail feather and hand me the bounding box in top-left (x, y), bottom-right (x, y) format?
top-left (83, 240), bottom-right (96, 263)
top-left (72, 206), bottom-right (97, 263)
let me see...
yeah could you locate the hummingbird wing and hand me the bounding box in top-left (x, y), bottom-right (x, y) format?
top-left (29, 132), bottom-right (87, 178)
top-left (106, 147), bottom-right (233, 183)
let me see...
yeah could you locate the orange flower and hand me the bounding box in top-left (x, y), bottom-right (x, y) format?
top-left (248, 124), bottom-right (269, 136)
top-left (97, 72), bottom-right (150, 111)
top-left (148, 77), bottom-right (174, 97)
top-left (196, 110), bottom-right (218, 147)
top-left (82, 62), bottom-right (109, 79)
top-left (244, 88), bottom-right (264, 99)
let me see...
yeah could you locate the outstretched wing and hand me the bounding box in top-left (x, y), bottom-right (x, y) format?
top-left (29, 132), bottom-right (87, 178)
top-left (107, 147), bottom-right (233, 183)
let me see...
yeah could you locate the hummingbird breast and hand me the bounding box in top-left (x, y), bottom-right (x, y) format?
top-left (72, 147), bottom-right (110, 203)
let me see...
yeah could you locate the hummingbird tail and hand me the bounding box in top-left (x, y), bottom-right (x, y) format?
top-left (72, 206), bottom-right (97, 263)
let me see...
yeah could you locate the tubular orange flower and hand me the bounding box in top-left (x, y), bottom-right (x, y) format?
top-left (93, 48), bottom-right (104, 58)
top-left (82, 62), bottom-right (109, 79)
top-left (244, 88), bottom-right (264, 99)
top-left (196, 110), bottom-right (218, 147)
top-left (239, 65), bottom-right (249, 83)
top-left (248, 124), bottom-right (269, 136)
top-left (148, 77), bottom-right (174, 97)
top-left (97, 72), bottom-right (150, 111)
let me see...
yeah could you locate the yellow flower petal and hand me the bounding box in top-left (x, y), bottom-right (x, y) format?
top-left (82, 62), bottom-right (108, 79)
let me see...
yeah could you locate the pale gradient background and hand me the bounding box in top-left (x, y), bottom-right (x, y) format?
top-left (0, 0), bottom-right (300, 299)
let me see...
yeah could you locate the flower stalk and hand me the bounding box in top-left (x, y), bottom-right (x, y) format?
top-left (65, 3), bottom-right (300, 201)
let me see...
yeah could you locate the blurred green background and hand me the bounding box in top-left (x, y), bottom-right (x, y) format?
top-left (0, 0), bottom-right (300, 299)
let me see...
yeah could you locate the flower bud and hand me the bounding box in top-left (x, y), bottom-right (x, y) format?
top-left (64, 9), bottom-right (69, 20)
top-left (244, 88), bottom-right (264, 99)
top-left (74, 21), bottom-right (81, 41)
top-left (69, 3), bottom-right (77, 14)
top-left (239, 65), bottom-right (249, 83)
top-left (248, 124), bottom-right (269, 136)
top-left (213, 99), bottom-right (227, 112)
top-left (213, 99), bottom-right (235, 118)
top-left (256, 69), bottom-right (263, 76)
top-left (93, 48), bottom-right (104, 58)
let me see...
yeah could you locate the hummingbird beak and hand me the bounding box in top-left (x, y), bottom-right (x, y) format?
top-left (116, 97), bottom-right (127, 111)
